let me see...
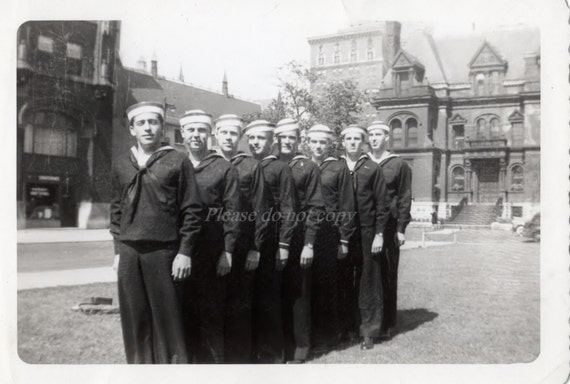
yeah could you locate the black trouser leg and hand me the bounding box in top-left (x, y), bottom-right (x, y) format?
top-left (380, 227), bottom-right (400, 330)
top-left (252, 240), bottom-right (284, 363)
top-left (357, 227), bottom-right (383, 339)
top-left (282, 237), bottom-right (312, 361)
top-left (181, 245), bottom-right (226, 364)
top-left (118, 242), bottom-right (188, 364)
top-left (224, 242), bottom-right (255, 363)
top-left (311, 224), bottom-right (339, 348)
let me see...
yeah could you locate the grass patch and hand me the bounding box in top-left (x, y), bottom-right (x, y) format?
top-left (18, 231), bottom-right (539, 364)
top-left (18, 282), bottom-right (124, 364)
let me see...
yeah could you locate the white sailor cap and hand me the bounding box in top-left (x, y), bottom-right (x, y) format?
top-left (340, 125), bottom-right (367, 138)
top-left (215, 114), bottom-right (244, 131)
top-left (274, 118), bottom-right (300, 136)
top-left (126, 101), bottom-right (165, 122)
top-left (180, 109), bottom-right (213, 127)
top-left (307, 124), bottom-right (334, 140)
top-left (243, 120), bottom-right (275, 136)
top-left (366, 120), bottom-right (391, 133)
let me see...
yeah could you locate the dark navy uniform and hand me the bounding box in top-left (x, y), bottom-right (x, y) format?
top-left (372, 153), bottom-right (412, 333)
top-left (282, 154), bottom-right (325, 361)
top-left (110, 146), bottom-right (204, 364)
top-left (254, 154), bottom-right (297, 363)
top-left (341, 154), bottom-right (389, 339)
top-left (179, 150), bottom-right (240, 363)
top-left (224, 152), bottom-right (270, 363)
top-left (312, 157), bottom-right (357, 348)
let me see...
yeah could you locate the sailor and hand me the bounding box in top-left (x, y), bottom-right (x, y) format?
top-left (245, 119), bottom-right (297, 363)
top-left (110, 101), bottom-right (203, 364)
top-left (367, 121), bottom-right (412, 340)
top-left (178, 109), bottom-right (240, 363)
top-left (275, 118), bottom-right (325, 363)
top-left (214, 114), bottom-right (270, 363)
top-left (306, 124), bottom-right (357, 351)
top-left (339, 125), bottom-right (390, 350)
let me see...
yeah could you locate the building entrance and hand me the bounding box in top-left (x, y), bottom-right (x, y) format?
top-left (472, 159), bottom-right (500, 203)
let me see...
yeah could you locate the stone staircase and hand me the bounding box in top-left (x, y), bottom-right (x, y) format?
top-left (451, 204), bottom-right (498, 225)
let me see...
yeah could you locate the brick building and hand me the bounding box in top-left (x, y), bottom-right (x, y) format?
top-left (17, 21), bottom-right (121, 229)
top-left (17, 21), bottom-right (260, 229)
top-left (308, 22), bottom-right (540, 222)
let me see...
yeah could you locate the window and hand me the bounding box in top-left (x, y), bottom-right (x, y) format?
top-left (367, 38), bottom-right (374, 60)
top-left (318, 45), bottom-right (324, 65)
top-left (24, 111), bottom-right (77, 157)
top-left (491, 71), bottom-right (500, 94)
top-left (174, 128), bottom-right (183, 144)
top-left (350, 40), bottom-right (357, 61)
top-left (334, 42), bottom-right (340, 64)
top-left (476, 73), bottom-right (485, 95)
top-left (38, 35), bottom-right (54, 52)
top-left (476, 118), bottom-right (487, 140)
top-left (510, 165), bottom-right (524, 192)
top-left (65, 42), bottom-right (83, 76)
top-left (490, 118), bottom-right (500, 139)
top-left (406, 118), bottom-right (418, 147)
top-left (390, 119), bottom-right (403, 148)
top-left (512, 122), bottom-right (524, 146)
top-left (452, 125), bottom-right (465, 149)
top-left (451, 167), bottom-right (465, 191)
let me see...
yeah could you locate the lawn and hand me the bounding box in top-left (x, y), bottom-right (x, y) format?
top-left (17, 230), bottom-right (539, 364)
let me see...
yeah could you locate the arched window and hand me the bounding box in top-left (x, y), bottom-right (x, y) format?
top-left (476, 118), bottom-right (487, 140)
top-left (390, 119), bottom-right (403, 148)
top-left (24, 111), bottom-right (77, 157)
top-left (490, 117), bottom-right (500, 139)
top-left (510, 165), bottom-right (524, 192)
top-left (406, 118), bottom-right (418, 147)
top-left (451, 166), bottom-right (465, 192)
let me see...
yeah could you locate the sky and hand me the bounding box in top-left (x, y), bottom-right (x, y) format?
top-left (116, 0), bottom-right (545, 104)
top-left (117, 0), bottom-right (538, 103)
top-left (118, 0), bottom-right (350, 103)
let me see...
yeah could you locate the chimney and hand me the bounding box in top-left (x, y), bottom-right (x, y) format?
top-left (178, 64), bottom-right (185, 83)
top-left (383, 21), bottom-right (401, 75)
top-left (151, 53), bottom-right (158, 78)
top-left (524, 52), bottom-right (540, 80)
top-left (137, 56), bottom-right (147, 71)
top-left (222, 71), bottom-right (228, 97)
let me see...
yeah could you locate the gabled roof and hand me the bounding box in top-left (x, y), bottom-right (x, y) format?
top-left (392, 49), bottom-right (425, 70)
top-left (468, 40), bottom-right (507, 69)
top-left (119, 66), bottom-right (260, 124)
top-left (392, 24), bottom-right (539, 84)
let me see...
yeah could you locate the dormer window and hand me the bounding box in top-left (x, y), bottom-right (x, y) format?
top-left (469, 41), bottom-right (507, 96)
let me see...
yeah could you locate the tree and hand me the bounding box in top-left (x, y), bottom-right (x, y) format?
top-left (312, 79), bottom-right (365, 136)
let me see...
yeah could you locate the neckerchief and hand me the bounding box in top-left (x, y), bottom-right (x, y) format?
top-left (126, 145), bottom-right (174, 223)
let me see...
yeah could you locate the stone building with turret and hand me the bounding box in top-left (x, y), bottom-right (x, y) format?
top-left (308, 22), bottom-right (540, 223)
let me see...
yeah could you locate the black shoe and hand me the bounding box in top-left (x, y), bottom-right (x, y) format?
top-left (286, 359), bottom-right (305, 364)
top-left (360, 337), bottom-right (374, 350)
top-left (379, 328), bottom-right (393, 341)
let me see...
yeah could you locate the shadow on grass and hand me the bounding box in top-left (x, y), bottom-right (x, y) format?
top-left (395, 308), bottom-right (439, 337)
top-left (310, 308), bottom-right (439, 360)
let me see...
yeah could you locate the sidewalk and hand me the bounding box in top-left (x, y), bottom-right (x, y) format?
top-left (17, 228), bottom-right (112, 244)
top-left (18, 267), bottom-right (117, 290)
top-left (17, 239), bottom-right (452, 290)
